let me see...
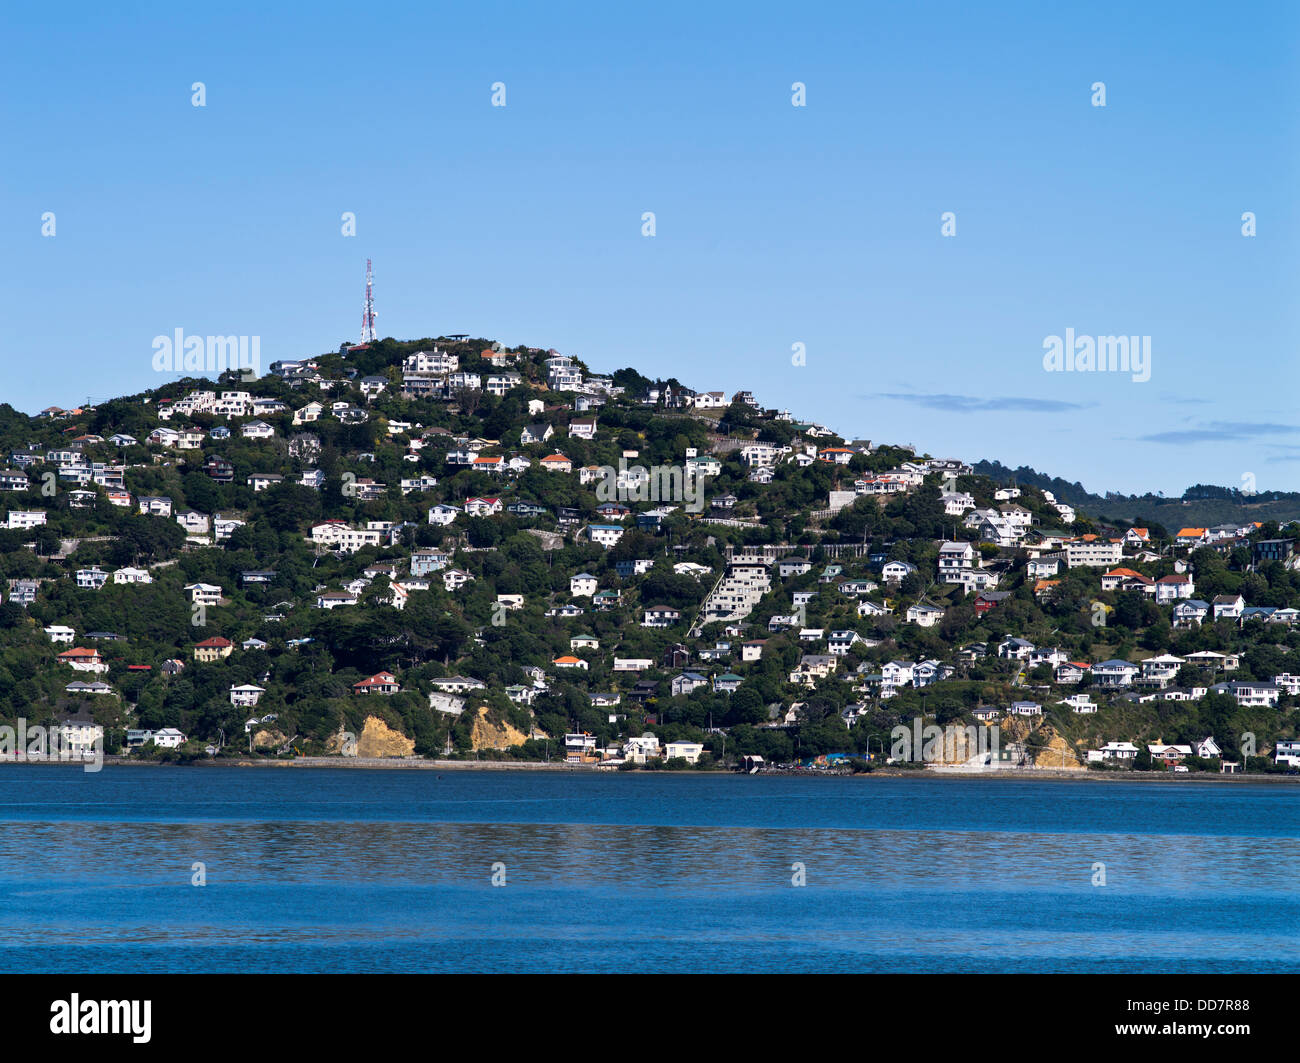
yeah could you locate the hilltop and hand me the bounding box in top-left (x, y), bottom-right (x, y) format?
top-left (0, 334), bottom-right (1298, 775)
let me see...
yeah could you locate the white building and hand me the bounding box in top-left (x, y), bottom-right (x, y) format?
top-left (6, 510), bottom-right (46, 530)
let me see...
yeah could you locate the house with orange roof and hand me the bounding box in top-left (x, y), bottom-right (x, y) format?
top-left (1064, 537), bottom-right (1123, 567)
top-left (552, 655), bottom-right (589, 670)
top-left (1100, 567), bottom-right (1146, 591)
top-left (1055, 661), bottom-right (1091, 685)
top-left (1176, 528), bottom-right (1208, 546)
top-left (57, 647), bottom-right (107, 673)
top-left (540, 453), bottom-right (572, 472)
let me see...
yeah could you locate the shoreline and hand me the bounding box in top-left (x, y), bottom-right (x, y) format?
top-left (2, 755), bottom-right (1298, 784)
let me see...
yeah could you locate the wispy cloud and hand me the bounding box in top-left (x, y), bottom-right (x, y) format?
top-left (1138, 421), bottom-right (1300, 444)
top-left (876, 392), bottom-right (1092, 413)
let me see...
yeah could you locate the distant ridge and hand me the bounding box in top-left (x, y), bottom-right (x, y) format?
top-left (974, 459), bottom-right (1300, 528)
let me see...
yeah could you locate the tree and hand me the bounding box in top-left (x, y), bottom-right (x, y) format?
top-left (260, 483), bottom-right (322, 531)
top-left (725, 686), bottom-right (766, 726)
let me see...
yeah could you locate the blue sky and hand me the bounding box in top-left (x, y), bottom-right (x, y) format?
top-left (2, 1), bottom-right (1296, 496)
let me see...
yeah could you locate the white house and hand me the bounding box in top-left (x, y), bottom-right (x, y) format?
top-left (309, 521), bottom-right (384, 553)
top-left (75, 567), bottom-right (109, 590)
top-left (151, 727), bottom-right (187, 749)
top-left (6, 510), bottom-right (47, 529)
top-left (664, 739), bottom-right (704, 764)
top-left (997, 637), bottom-right (1035, 660)
top-left (443, 568), bottom-right (475, 592)
top-left (1212, 594), bottom-right (1246, 620)
top-left (1064, 538), bottom-right (1123, 568)
top-left (112, 566), bottom-right (153, 585)
top-left (184, 583), bottom-right (222, 605)
top-left (905, 603), bottom-right (944, 627)
top-left (1092, 659), bottom-right (1140, 688)
top-left (240, 420), bottom-right (276, 440)
top-left (427, 504), bottom-right (461, 526)
top-left (938, 541), bottom-right (975, 579)
top-left (881, 560), bottom-right (917, 582)
top-left (585, 524), bottom-right (625, 549)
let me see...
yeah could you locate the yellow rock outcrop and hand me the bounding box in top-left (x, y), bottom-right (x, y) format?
top-left (471, 706), bottom-right (528, 751)
top-left (355, 715), bottom-right (415, 758)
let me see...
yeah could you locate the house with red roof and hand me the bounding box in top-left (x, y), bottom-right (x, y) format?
top-left (352, 672), bottom-right (401, 695)
top-left (463, 497), bottom-right (503, 517)
top-left (194, 637), bottom-right (233, 662)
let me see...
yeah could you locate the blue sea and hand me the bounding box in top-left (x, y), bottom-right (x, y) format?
top-left (0, 766), bottom-right (1296, 973)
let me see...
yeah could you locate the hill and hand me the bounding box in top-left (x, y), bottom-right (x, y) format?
top-left (0, 334), bottom-right (1297, 775)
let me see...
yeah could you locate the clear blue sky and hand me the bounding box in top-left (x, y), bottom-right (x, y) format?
top-left (2, 1), bottom-right (1296, 496)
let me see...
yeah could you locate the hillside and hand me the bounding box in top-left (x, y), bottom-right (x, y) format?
top-left (0, 334), bottom-right (1298, 774)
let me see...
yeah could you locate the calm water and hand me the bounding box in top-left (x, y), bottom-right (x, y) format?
top-left (0, 766), bottom-right (1296, 972)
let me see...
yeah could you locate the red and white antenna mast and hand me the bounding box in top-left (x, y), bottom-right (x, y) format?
top-left (360, 259), bottom-right (377, 343)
